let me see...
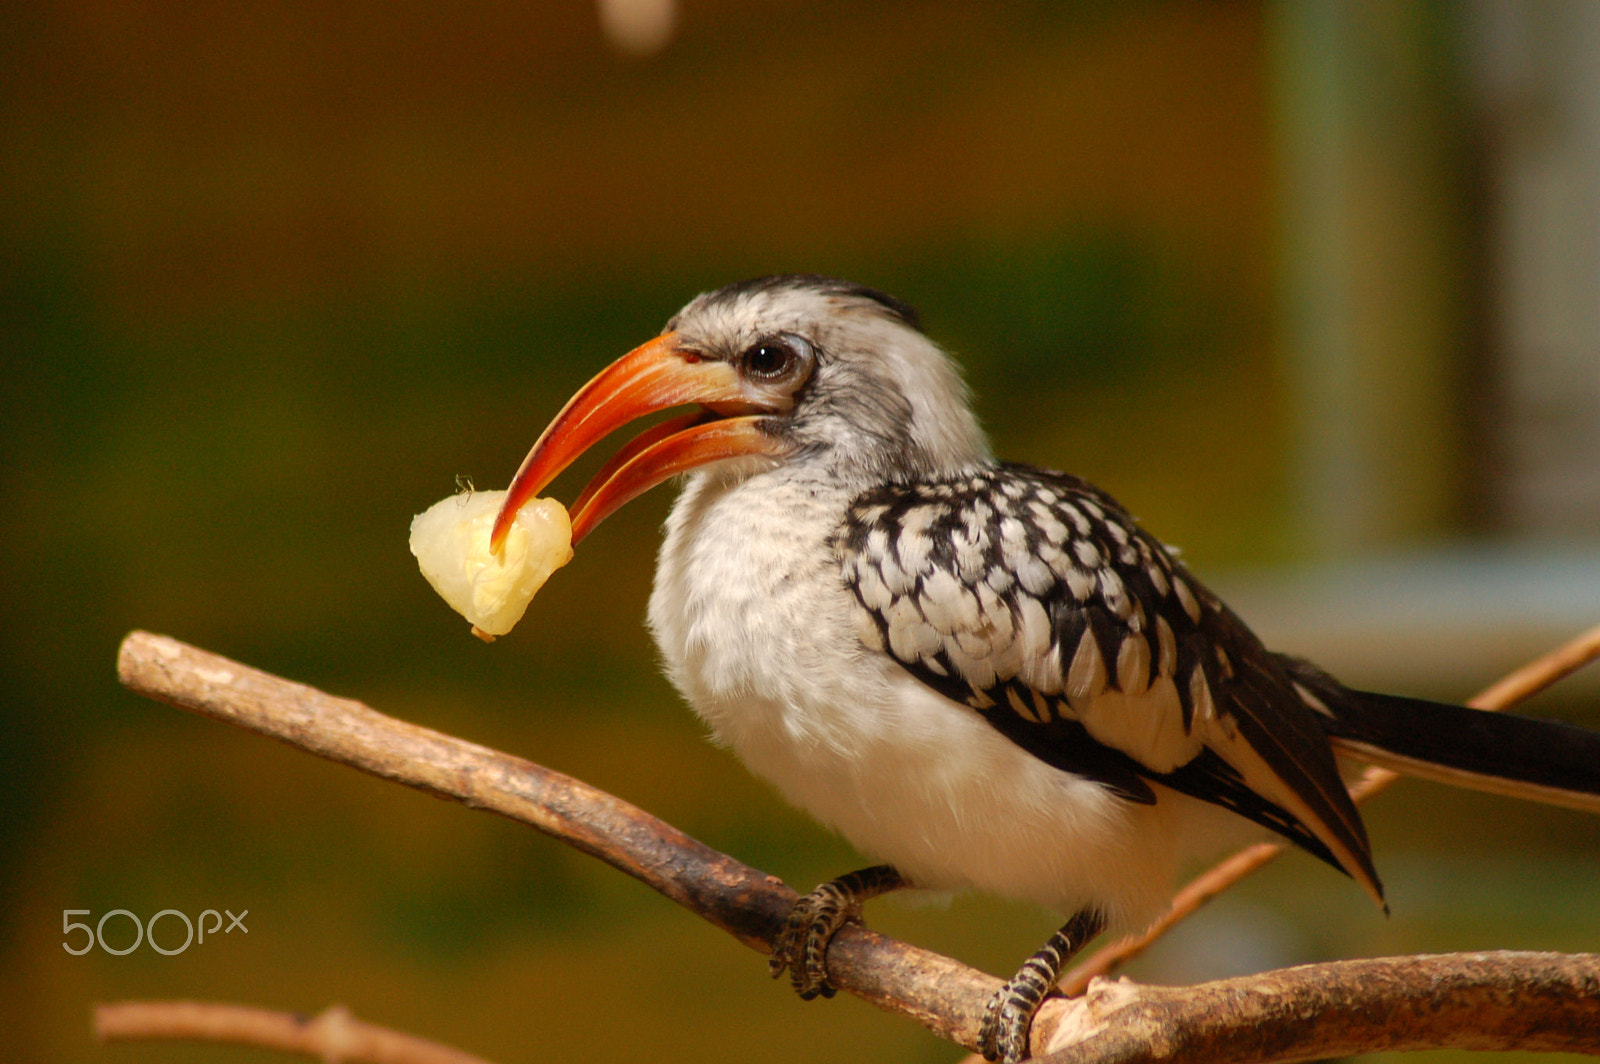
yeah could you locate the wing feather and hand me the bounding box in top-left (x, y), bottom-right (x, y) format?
top-left (836, 463), bottom-right (1384, 904)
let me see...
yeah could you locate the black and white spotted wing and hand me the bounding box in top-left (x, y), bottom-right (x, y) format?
top-left (834, 463), bottom-right (1383, 903)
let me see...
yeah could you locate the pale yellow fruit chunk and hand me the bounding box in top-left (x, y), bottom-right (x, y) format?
top-left (409, 489), bottom-right (573, 640)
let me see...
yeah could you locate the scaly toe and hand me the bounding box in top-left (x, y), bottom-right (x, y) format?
top-left (769, 883), bottom-right (852, 998)
top-left (768, 867), bottom-right (906, 1003)
top-left (977, 983), bottom-right (1032, 1063)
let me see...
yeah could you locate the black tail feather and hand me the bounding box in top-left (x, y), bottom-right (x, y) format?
top-left (1321, 689), bottom-right (1600, 814)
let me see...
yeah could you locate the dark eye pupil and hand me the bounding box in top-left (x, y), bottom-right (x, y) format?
top-left (747, 343), bottom-right (789, 376)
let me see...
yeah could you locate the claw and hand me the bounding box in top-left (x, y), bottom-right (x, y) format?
top-left (977, 978), bottom-right (1042, 1063)
top-left (769, 880), bottom-right (854, 998)
top-left (767, 865), bottom-right (906, 1002)
top-left (977, 909), bottom-right (1105, 1063)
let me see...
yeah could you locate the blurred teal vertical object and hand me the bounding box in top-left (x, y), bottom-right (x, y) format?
top-left (1268, 0), bottom-right (1473, 558)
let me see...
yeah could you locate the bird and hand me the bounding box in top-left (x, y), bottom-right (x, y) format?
top-left (489, 274), bottom-right (1600, 1062)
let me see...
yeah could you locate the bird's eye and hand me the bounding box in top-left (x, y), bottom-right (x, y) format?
top-left (741, 335), bottom-right (812, 383)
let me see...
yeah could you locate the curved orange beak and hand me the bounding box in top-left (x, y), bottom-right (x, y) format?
top-left (490, 332), bottom-right (785, 551)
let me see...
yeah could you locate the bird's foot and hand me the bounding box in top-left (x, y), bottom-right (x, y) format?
top-left (977, 968), bottom-right (1053, 1064)
top-left (976, 909), bottom-right (1104, 1063)
top-left (768, 865), bottom-right (905, 999)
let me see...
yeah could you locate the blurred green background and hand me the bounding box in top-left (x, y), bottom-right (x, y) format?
top-left (5, 2), bottom-right (1600, 1062)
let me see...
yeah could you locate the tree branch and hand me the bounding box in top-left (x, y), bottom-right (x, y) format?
top-left (95, 1001), bottom-right (496, 1064)
top-left (114, 630), bottom-right (1600, 1062)
top-left (1037, 952), bottom-right (1600, 1064)
top-left (113, 630), bottom-right (999, 1048)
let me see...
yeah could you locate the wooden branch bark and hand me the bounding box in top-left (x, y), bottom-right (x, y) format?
top-left (114, 630), bottom-right (1600, 1062)
top-left (1037, 952), bottom-right (1600, 1064)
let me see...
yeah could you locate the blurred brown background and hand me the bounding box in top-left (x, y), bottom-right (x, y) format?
top-left (5, 2), bottom-right (1600, 1062)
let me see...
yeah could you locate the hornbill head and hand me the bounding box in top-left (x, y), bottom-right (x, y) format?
top-left (491, 274), bottom-right (990, 550)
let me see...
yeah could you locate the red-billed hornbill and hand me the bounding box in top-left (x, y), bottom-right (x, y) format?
top-left (491, 274), bottom-right (1600, 1062)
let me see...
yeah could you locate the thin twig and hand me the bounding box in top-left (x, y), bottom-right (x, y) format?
top-left (95, 1002), bottom-right (494, 1064)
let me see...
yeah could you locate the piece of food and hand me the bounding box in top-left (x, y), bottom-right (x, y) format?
top-left (409, 488), bottom-right (573, 641)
